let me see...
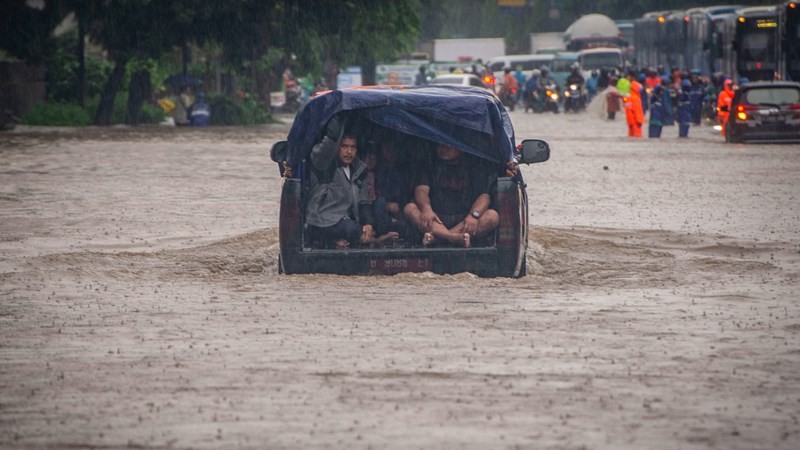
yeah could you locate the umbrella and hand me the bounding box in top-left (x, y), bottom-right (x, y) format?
top-left (164, 73), bottom-right (203, 88)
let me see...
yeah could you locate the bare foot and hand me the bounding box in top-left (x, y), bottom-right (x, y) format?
top-left (422, 232), bottom-right (434, 247)
top-left (462, 233), bottom-right (471, 248)
top-left (335, 239), bottom-right (349, 250)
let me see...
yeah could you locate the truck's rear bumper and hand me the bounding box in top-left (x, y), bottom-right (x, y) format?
top-left (282, 246), bottom-right (507, 276)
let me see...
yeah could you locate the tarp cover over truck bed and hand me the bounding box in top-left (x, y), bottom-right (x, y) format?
top-left (285, 85), bottom-right (516, 168)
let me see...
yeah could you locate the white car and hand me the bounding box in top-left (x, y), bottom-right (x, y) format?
top-left (429, 74), bottom-right (491, 90)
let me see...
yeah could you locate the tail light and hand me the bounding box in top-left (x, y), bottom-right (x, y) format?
top-left (736, 104), bottom-right (756, 121)
top-left (790, 103), bottom-right (800, 118)
top-left (483, 75), bottom-right (495, 86)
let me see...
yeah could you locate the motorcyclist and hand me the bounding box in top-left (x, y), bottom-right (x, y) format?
top-left (536, 67), bottom-right (559, 113)
top-left (523, 69), bottom-right (540, 113)
top-left (283, 68), bottom-right (303, 112)
top-left (513, 65), bottom-right (526, 103)
top-left (565, 63), bottom-right (585, 111)
top-left (500, 67), bottom-right (519, 110)
top-left (566, 63), bottom-right (585, 88)
top-left (537, 66), bottom-right (556, 93)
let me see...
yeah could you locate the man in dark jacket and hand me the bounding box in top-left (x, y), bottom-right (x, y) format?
top-left (306, 115), bottom-right (375, 249)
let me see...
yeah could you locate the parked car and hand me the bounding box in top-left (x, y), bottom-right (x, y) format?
top-left (270, 85), bottom-right (550, 277)
top-left (723, 81), bottom-right (800, 143)
top-left (429, 73), bottom-right (491, 90)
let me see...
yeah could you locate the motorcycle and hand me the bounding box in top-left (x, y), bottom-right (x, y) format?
top-left (500, 86), bottom-right (517, 111)
top-left (540, 83), bottom-right (560, 114)
top-left (282, 83), bottom-right (304, 113)
top-left (524, 89), bottom-right (538, 113)
top-left (563, 83), bottom-right (585, 113)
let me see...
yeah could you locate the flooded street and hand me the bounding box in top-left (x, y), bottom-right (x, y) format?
top-left (2, 112), bottom-right (799, 449)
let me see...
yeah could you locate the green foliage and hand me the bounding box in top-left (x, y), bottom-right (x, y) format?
top-left (0, 0), bottom-right (68, 63)
top-left (20, 101), bottom-right (91, 126)
top-left (84, 92), bottom-right (164, 125)
top-left (138, 102), bottom-right (165, 124)
top-left (209, 94), bottom-right (267, 126)
top-left (46, 30), bottom-right (113, 102)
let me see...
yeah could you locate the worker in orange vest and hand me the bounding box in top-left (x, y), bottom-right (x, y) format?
top-left (717, 79), bottom-right (735, 137)
top-left (625, 70), bottom-right (645, 138)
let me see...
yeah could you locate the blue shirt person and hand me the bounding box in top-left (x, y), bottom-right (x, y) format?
top-left (648, 85), bottom-right (666, 138)
top-left (677, 80), bottom-right (692, 138)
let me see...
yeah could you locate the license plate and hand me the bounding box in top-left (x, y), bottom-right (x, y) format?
top-left (761, 115), bottom-right (784, 124)
top-left (368, 258), bottom-right (431, 275)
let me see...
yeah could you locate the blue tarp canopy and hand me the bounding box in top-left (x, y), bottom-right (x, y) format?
top-left (286, 85), bottom-right (516, 167)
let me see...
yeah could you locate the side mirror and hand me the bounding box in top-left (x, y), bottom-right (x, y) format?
top-left (518, 139), bottom-right (550, 165)
top-left (270, 140), bottom-right (288, 163)
top-left (718, 105), bottom-right (729, 113)
top-left (270, 140), bottom-right (289, 176)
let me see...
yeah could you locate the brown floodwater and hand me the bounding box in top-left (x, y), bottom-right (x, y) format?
top-left (1, 114), bottom-right (799, 449)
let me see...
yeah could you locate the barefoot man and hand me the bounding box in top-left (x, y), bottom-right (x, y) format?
top-left (404, 143), bottom-right (499, 248)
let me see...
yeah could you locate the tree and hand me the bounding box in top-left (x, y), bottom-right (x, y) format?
top-left (0, 0), bottom-right (69, 64)
top-left (209, 1), bottom-right (420, 109)
top-left (87, 0), bottom-right (214, 125)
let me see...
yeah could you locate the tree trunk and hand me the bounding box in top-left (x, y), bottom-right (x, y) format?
top-left (250, 45), bottom-right (270, 114)
top-left (361, 58), bottom-right (376, 86)
top-left (323, 47), bottom-right (338, 89)
top-left (126, 69), bottom-right (151, 126)
top-left (76, 4), bottom-right (86, 107)
top-left (93, 57), bottom-right (128, 126)
top-left (182, 41), bottom-right (191, 75)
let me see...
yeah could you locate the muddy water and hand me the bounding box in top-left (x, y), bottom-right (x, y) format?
top-left (1, 116), bottom-right (799, 449)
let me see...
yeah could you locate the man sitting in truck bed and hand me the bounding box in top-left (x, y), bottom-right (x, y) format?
top-left (304, 115), bottom-right (377, 249)
top-left (403, 143), bottom-right (499, 248)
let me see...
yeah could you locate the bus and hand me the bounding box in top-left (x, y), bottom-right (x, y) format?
top-left (779, 1), bottom-right (800, 81)
top-left (709, 11), bottom-right (739, 78)
top-left (685, 5), bottom-right (742, 75)
top-left (634, 10), bottom-right (682, 71)
top-left (733, 5), bottom-right (779, 81)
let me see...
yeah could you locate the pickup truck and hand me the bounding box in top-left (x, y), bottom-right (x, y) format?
top-left (270, 85), bottom-right (549, 277)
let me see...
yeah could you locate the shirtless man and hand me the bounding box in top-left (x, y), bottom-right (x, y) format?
top-left (404, 144), bottom-right (499, 248)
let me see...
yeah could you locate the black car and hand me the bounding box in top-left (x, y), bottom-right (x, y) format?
top-left (723, 81), bottom-right (800, 143)
top-left (270, 85), bottom-right (550, 277)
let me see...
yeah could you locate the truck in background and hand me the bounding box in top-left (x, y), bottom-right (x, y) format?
top-left (563, 14), bottom-right (625, 51)
top-left (529, 32), bottom-right (565, 54)
top-left (433, 38), bottom-right (505, 63)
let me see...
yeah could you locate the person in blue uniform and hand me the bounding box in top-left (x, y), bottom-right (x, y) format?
top-left (648, 85), bottom-right (666, 138)
top-left (189, 92), bottom-right (211, 127)
top-left (677, 79), bottom-right (692, 138)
